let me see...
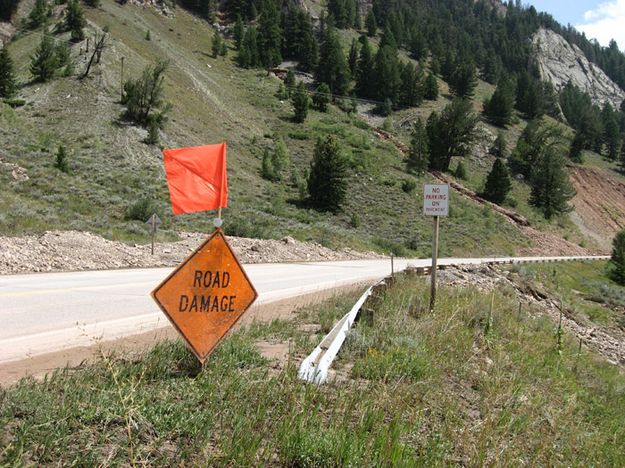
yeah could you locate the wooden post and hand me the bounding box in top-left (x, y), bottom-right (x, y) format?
top-left (120, 56), bottom-right (125, 101)
top-left (150, 215), bottom-right (155, 256)
top-left (430, 216), bottom-right (440, 311)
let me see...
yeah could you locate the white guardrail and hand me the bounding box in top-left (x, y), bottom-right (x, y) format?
top-left (297, 255), bottom-right (609, 384)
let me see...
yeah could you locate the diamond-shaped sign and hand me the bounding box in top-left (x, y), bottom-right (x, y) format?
top-left (151, 229), bottom-right (258, 363)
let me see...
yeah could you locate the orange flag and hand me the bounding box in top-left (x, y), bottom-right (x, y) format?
top-left (163, 143), bottom-right (228, 215)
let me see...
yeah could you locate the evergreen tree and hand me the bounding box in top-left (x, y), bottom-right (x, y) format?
top-left (30, 35), bottom-right (58, 83)
top-left (423, 71), bottom-right (438, 100)
top-left (0, 0), bottom-right (20, 21)
top-left (398, 61), bottom-right (422, 108)
top-left (348, 38), bottom-right (358, 76)
top-left (509, 120), bottom-right (565, 179)
top-left (569, 131), bottom-right (584, 163)
top-left (365, 9), bottom-right (377, 37)
top-left (0, 46), bottom-right (17, 98)
top-left (610, 230), bottom-right (625, 285)
top-left (315, 28), bottom-right (349, 95)
top-left (483, 78), bottom-right (514, 127)
top-left (482, 158), bottom-right (511, 205)
top-left (220, 41), bottom-right (228, 57)
top-left (372, 45), bottom-right (400, 106)
top-left (238, 27), bottom-right (259, 68)
top-left (449, 60), bottom-right (477, 98)
top-left (212, 31), bottom-right (223, 58)
top-left (28, 0), bottom-right (48, 29)
top-left (233, 15), bottom-right (244, 49)
top-left (620, 140), bottom-right (625, 173)
top-left (529, 149), bottom-right (575, 219)
top-left (292, 81), bottom-right (309, 123)
top-left (285, 70), bottom-right (295, 93)
top-left (408, 26), bottom-right (426, 61)
top-left (492, 131), bottom-right (507, 158)
top-left (64, 0), bottom-right (85, 42)
top-left (258, 0), bottom-right (282, 67)
top-left (515, 71), bottom-right (544, 119)
top-left (601, 103), bottom-right (621, 160)
top-left (313, 82), bottom-right (331, 112)
top-left (355, 36), bottom-right (374, 98)
top-left (122, 61), bottom-right (169, 127)
top-left (379, 26), bottom-right (397, 50)
top-left (307, 135), bottom-right (348, 212)
top-left (406, 118), bottom-right (428, 175)
top-left (455, 161), bottom-right (467, 180)
top-left (426, 99), bottom-right (477, 172)
top-left (54, 145), bottom-right (69, 173)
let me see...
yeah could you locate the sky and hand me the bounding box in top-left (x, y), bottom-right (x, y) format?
top-left (528, 0), bottom-right (625, 50)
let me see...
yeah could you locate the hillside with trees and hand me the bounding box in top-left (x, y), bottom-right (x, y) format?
top-left (0, 0), bottom-right (624, 256)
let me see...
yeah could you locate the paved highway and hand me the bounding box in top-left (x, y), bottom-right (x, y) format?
top-left (0, 255), bottom-right (607, 363)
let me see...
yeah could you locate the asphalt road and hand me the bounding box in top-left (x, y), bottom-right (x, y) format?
top-left (0, 255), bottom-right (607, 363)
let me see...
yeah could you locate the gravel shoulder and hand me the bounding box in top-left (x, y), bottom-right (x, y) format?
top-left (0, 230), bottom-right (383, 275)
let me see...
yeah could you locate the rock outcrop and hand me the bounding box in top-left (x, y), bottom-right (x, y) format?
top-left (532, 28), bottom-right (625, 109)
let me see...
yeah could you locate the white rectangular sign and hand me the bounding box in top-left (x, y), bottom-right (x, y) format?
top-left (423, 184), bottom-right (449, 217)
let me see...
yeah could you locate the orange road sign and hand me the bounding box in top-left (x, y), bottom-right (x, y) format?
top-left (151, 229), bottom-right (258, 363)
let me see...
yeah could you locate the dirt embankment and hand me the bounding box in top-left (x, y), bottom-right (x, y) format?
top-left (570, 166), bottom-right (625, 251)
top-left (442, 265), bottom-right (625, 367)
top-left (0, 231), bottom-right (382, 275)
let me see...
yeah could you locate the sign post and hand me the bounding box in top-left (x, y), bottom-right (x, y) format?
top-left (145, 213), bottom-right (162, 256)
top-left (423, 184), bottom-right (449, 311)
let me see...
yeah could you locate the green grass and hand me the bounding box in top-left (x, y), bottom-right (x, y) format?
top-left (2, 276), bottom-right (624, 465)
top-left (508, 260), bottom-right (625, 327)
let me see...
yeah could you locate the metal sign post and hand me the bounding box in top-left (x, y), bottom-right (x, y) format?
top-left (145, 213), bottom-right (162, 256)
top-left (423, 184), bottom-right (449, 311)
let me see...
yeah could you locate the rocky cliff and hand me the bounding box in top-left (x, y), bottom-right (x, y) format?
top-left (532, 27), bottom-right (625, 109)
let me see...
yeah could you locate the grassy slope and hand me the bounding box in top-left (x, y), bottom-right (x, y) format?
top-left (2, 0), bottom-right (613, 256)
top-left (1, 275), bottom-right (623, 465)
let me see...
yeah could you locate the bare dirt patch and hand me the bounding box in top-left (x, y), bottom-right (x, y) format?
top-left (570, 166), bottom-right (625, 251)
top-left (0, 230), bottom-right (382, 275)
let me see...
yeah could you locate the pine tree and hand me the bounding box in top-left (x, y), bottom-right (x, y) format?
top-left (28, 0), bottom-right (48, 29)
top-left (64, 0), bottom-right (85, 42)
top-left (258, 0), bottom-right (282, 67)
top-left (220, 41), bottom-right (228, 57)
top-left (355, 36), bottom-right (374, 98)
top-left (509, 120), bottom-right (565, 179)
top-left (313, 83), bottom-right (331, 112)
top-left (398, 61), bottom-right (422, 108)
top-left (610, 230), bottom-right (625, 285)
top-left (569, 131), bottom-right (584, 163)
top-left (491, 131), bottom-right (508, 158)
top-left (292, 81), bottom-right (309, 123)
top-left (455, 161), bottom-right (467, 180)
top-left (307, 135), bottom-right (348, 212)
top-left (406, 118), bottom-right (429, 175)
top-left (619, 140), bottom-right (625, 173)
top-left (315, 28), bottom-right (349, 95)
top-left (424, 71), bottom-right (438, 100)
top-left (0, 46), bottom-right (17, 98)
top-left (529, 149), bottom-right (576, 219)
top-left (54, 145), bottom-right (69, 173)
top-left (212, 31), bottom-right (222, 58)
top-left (449, 60), bottom-right (477, 98)
top-left (30, 35), bottom-right (58, 82)
top-left (238, 27), bottom-right (259, 68)
top-left (482, 158), bottom-right (511, 205)
top-left (285, 70), bottom-right (295, 94)
top-left (426, 99), bottom-right (477, 172)
top-left (233, 15), bottom-right (244, 49)
top-left (365, 9), bottom-right (377, 37)
top-left (348, 38), bottom-right (358, 76)
top-left (372, 45), bottom-right (400, 106)
top-left (483, 78), bottom-right (514, 127)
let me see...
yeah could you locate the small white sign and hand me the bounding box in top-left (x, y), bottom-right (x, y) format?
top-left (423, 184), bottom-right (449, 217)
